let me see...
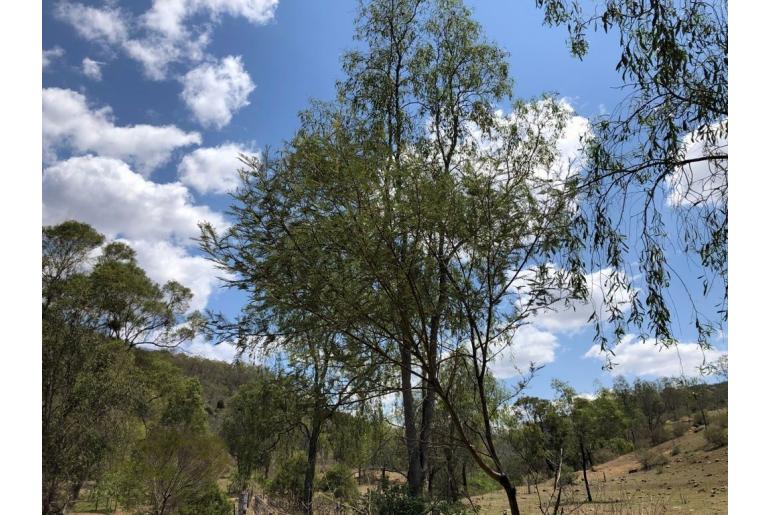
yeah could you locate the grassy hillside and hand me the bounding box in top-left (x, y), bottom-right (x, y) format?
top-left (471, 423), bottom-right (727, 514)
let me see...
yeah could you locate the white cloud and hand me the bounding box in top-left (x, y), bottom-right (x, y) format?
top-left (42, 155), bottom-right (227, 245)
top-left (584, 334), bottom-right (727, 378)
top-left (178, 142), bottom-right (255, 194)
top-left (81, 57), bottom-right (103, 80)
top-left (42, 46), bottom-right (65, 69)
top-left (54, 2), bottom-right (128, 45)
top-left (56, 1), bottom-right (277, 80)
top-left (525, 268), bottom-right (634, 334)
top-left (667, 122), bottom-right (728, 206)
top-left (178, 336), bottom-right (241, 362)
top-left (121, 239), bottom-right (223, 312)
top-left (181, 56), bottom-right (255, 128)
top-left (43, 88), bottom-right (200, 174)
top-left (145, 0), bottom-right (278, 40)
top-left (490, 325), bottom-right (559, 379)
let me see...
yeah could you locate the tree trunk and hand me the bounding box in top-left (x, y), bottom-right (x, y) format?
top-left (580, 443), bottom-right (592, 502)
top-left (400, 343), bottom-right (423, 496)
top-left (419, 376), bottom-right (436, 488)
top-left (303, 419), bottom-right (323, 515)
top-left (500, 475), bottom-right (521, 515)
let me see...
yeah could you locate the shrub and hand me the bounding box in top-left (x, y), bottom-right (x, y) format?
top-left (319, 464), bottom-right (359, 501)
top-left (465, 471), bottom-right (501, 496)
top-left (606, 437), bottom-right (634, 456)
top-left (650, 426), bottom-right (672, 445)
top-left (636, 449), bottom-right (669, 471)
top-left (369, 485), bottom-right (427, 515)
top-left (179, 483), bottom-right (232, 515)
top-left (704, 426), bottom-right (727, 448)
top-left (368, 485), bottom-right (468, 515)
top-left (671, 444), bottom-right (681, 456)
top-left (672, 420), bottom-right (689, 437)
top-left (267, 453), bottom-right (307, 502)
top-left (711, 411), bottom-right (728, 429)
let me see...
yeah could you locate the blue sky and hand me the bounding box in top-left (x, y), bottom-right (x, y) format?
top-left (42, 0), bottom-right (726, 398)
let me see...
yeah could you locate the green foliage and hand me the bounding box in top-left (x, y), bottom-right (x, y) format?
top-left (267, 453), bottom-right (307, 501)
top-left (319, 464), bottom-right (359, 501)
top-left (119, 429), bottom-right (230, 514)
top-left (369, 485), bottom-right (468, 515)
top-left (178, 483), bottom-right (233, 515)
top-left (221, 378), bottom-right (296, 483)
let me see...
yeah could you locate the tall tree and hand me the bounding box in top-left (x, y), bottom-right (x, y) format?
top-left (200, 3), bottom-right (584, 513)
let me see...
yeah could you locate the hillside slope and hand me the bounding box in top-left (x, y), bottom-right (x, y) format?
top-left (472, 429), bottom-right (727, 514)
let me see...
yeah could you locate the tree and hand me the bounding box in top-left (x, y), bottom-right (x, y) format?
top-left (200, 3), bottom-right (584, 514)
top-left (42, 221), bottom-right (202, 514)
top-left (222, 377), bottom-right (295, 485)
top-left (534, 0), bottom-right (728, 351)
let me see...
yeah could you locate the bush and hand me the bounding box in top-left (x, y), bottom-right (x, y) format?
top-left (650, 426), bottom-right (672, 445)
top-left (671, 444), bottom-right (681, 456)
top-left (636, 449), bottom-right (669, 471)
top-left (319, 464), bottom-right (359, 501)
top-left (369, 485), bottom-right (427, 515)
top-left (179, 483), bottom-right (232, 515)
top-left (368, 485), bottom-right (467, 515)
top-left (465, 471), bottom-right (501, 496)
top-left (267, 453), bottom-right (307, 501)
top-left (672, 420), bottom-right (689, 437)
top-left (606, 437), bottom-right (634, 456)
top-left (711, 411), bottom-right (728, 429)
top-left (704, 426), bottom-right (727, 448)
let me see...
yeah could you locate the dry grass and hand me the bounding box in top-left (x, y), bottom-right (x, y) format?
top-left (471, 429), bottom-right (727, 514)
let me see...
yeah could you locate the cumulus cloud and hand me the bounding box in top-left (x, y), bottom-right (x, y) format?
top-left (178, 142), bottom-right (255, 194)
top-left (42, 46), bottom-right (65, 69)
top-left (119, 239), bottom-right (223, 312)
top-left (81, 57), bottom-right (103, 80)
top-left (54, 2), bottom-right (128, 45)
top-left (178, 336), bottom-right (241, 363)
top-left (43, 88), bottom-right (200, 174)
top-left (145, 0), bottom-right (278, 40)
top-left (584, 334), bottom-right (726, 378)
top-left (524, 268), bottom-right (634, 334)
top-left (490, 326), bottom-right (560, 379)
top-left (181, 56), bottom-right (255, 128)
top-left (667, 122), bottom-right (728, 206)
top-left (42, 155), bottom-right (227, 244)
top-left (55, 0), bottom-right (277, 80)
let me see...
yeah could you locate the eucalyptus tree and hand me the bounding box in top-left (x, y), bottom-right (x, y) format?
top-left (200, 2), bottom-right (585, 513)
top-left (42, 221), bottom-right (202, 514)
top-left (534, 0), bottom-right (728, 352)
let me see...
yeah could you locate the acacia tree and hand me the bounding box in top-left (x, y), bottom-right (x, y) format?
top-left (534, 0), bottom-right (728, 353)
top-left (200, 2), bottom-right (585, 513)
top-left (222, 376), bottom-right (297, 514)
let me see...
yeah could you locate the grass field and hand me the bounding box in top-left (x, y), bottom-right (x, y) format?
top-left (470, 429), bottom-right (727, 514)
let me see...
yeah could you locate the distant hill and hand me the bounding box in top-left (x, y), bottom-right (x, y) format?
top-left (144, 349), bottom-right (272, 428)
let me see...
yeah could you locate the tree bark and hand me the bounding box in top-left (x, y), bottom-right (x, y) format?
top-left (401, 343), bottom-right (423, 496)
top-left (500, 475), bottom-right (522, 515)
top-left (303, 418), bottom-right (323, 515)
top-left (580, 442), bottom-right (592, 502)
